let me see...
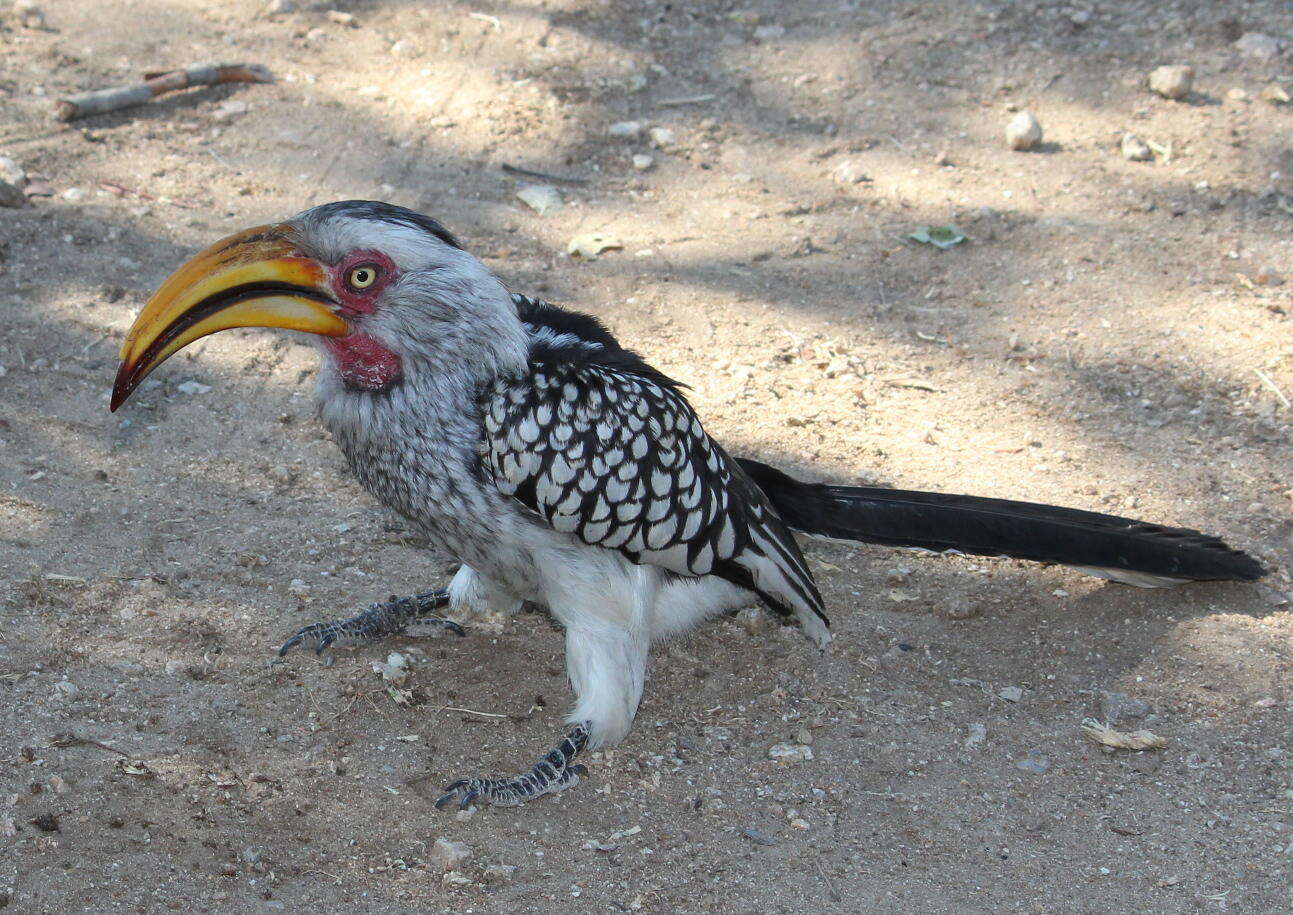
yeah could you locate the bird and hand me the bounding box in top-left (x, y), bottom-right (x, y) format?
top-left (111, 200), bottom-right (1265, 809)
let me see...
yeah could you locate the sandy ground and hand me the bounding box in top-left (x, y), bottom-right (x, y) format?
top-left (2, 1), bottom-right (1292, 911)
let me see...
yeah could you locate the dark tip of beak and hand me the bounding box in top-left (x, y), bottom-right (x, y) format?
top-left (110, 361), bottom-right (138, 413)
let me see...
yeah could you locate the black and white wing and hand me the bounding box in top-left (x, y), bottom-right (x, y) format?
top-left (480, 347), bottom-right (828, 629)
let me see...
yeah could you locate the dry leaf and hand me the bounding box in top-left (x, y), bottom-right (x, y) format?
top-left (883, 376), bottom-right (942, 392)
top-left (515, 184), bottom-right (563, 216)
top-left (1082, 718), bottom-right (1167, 751)
top-left (43, 573), bottom-right (88, 585)
top-left (206, 771), bottom-right (241, 789)
top-left (567, 233), bottom-right (623, 259)
top-left (1262, 84), bottom-right (1290, 104)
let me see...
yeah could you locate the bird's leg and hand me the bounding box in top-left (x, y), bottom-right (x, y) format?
top-left (434, 723), bottom-right (590, 809)
top-left (278, 588), bottom-right (464, 657)
top-left (433, 613), bottom-right (647, 809)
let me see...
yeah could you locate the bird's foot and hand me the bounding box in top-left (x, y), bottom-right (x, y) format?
top-left (434, 723), bottom-right (590, 809)
top-left (277, 588), bottom-right (463, 657)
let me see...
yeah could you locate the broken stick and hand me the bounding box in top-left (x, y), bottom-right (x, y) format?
top-left (54, 63), bottom-right (272, 122)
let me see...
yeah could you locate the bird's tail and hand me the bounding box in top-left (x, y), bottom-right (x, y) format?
top-left (737, 458), bottom-right (1265, 586)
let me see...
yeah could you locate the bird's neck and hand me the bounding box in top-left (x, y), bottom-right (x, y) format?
top-left (313, 296), bottom-right (531, 476)
top-left (321, 332), bottom-right (403, 393)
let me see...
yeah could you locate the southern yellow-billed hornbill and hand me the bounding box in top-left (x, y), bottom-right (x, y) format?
top-left (112, 201), bottom-right (1264, 808)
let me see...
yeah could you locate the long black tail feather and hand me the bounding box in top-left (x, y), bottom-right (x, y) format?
top-left (737, 458), bottom-right (1265, 583)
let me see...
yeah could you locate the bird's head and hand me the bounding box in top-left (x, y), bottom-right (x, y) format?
top-left (111, 200), bottom-right (525, 411)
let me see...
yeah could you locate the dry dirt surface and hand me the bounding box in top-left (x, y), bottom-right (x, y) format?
top-left (2, 1), bottom-right (1292, 912)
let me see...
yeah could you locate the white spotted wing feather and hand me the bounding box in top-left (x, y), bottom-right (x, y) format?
top-left (481, 361), bottom-right (828, 634)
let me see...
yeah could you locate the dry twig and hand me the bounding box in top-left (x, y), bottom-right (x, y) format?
top-left (55, 63), bottom-right (272, 122)
top-left (657, 93), bottom-right (717, 107)
top-left (469, 12), bottom-right (503, 31)
top-left (439, 705), bottom-right (508, 719)
top-left (500, 162), bottom-right (589, 186)
top-left (49, 731), bottom-right (131, 757)
top-left (98, 179), bottom-right (197, 209)
top-left (1253, 368), bottom-right (1290, 409)
top-left (1081, 718), bottom-right (1168, 751)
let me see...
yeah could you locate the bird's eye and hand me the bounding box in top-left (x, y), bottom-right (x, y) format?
top-left (346, 264), bottom-right (379, 291)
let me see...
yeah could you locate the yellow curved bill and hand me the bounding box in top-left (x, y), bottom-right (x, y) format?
top-left (111, 224), bottom-right (347, 411)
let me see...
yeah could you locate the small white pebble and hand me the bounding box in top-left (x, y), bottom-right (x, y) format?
top-left (372, 652), bottom-right (409, 684)
top-left (12, 0), bottom-right (45, 29)
top-left (430, 837), bottom-right (473, 871)
top-left (832, 160), bottom-right (868, 184)
top-left (768, 743), bottom-right (814, 763)
top-left (389, 39), bottom-right (420, 58)
top-left (52, 680), bottom-right (79, 700)
top-left (648, 126), bottom-right (675, 147)
top-left (0, 155), bottom-right (26, 186)
top-left (608, 121), bottom-right (644, 139)
top-left (1005, 111), bottom-right (1042, 150)
top-left (1235, 32), bottom-right (1281, 61)
top-left (1120, 133), bottom-right (1152, 162)
top-left (734, 606), bottom-right (770, 635)
top-left (1148, 65), bottom-right (1193, 100)
top-left (211, 100), bottom-right (247, 123)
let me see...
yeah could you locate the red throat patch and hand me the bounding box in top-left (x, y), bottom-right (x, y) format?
top-left (322, 333), bottom-right (403, 391)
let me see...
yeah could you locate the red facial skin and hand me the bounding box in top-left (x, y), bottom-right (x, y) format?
top-left (318, 250), bottom-right (403, 392)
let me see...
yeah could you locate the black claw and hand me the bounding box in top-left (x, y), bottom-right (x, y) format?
top-left (434, 782), bottom-right (467, 810)
top-left (275, 588), bottom-right (455, 660)
top-left (431, 723), bottom-right (591, 810)
top-left (277, 629), bottom-right (312, 657)
top-left (277, 622), bottom-right (338, 658)
top-left (433, 780), bottom-right (488, 811)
